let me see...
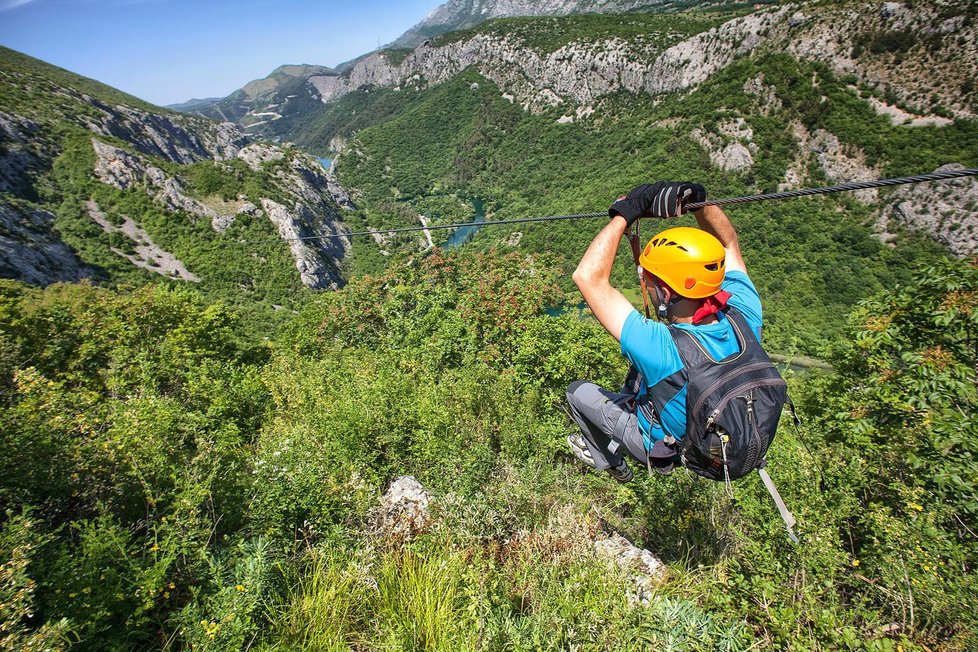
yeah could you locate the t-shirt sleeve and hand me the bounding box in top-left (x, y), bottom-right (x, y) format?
top-left (619, 309), bottom-right (676, 377)
top-left (722, 270), bottom-right (763, 333)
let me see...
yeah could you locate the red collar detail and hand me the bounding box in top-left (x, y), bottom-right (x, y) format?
top-left (692, 290), bottom-right (732, 325)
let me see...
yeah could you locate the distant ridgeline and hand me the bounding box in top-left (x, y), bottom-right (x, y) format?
top-left (0, 46), bottom-right (352, 313)
top-left (170, 0), bottom-right (976, 355)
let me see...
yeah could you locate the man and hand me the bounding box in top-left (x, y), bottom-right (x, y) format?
top-left (566, 181), bottom-right (764, 481)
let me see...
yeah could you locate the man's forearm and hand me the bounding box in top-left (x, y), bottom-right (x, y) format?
top-left (694, 204), bottom-right (746, 273)
top-left (573, 216), bottom-right (629, 289)
top-left (693, 205), bottom-right (738, 248)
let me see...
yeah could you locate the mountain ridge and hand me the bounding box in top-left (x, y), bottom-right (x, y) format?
top-left (173, 1), bottom-right (976, 151)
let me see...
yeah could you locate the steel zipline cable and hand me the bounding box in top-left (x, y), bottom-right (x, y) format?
top-left (265, 167), bottom-right (978, 243)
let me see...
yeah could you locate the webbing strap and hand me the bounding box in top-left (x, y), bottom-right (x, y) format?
top-left (611, 409), bottom-right (631, 451)
top-left (627, 224), bottom-right (652, 320)
top-left (757, 467), bottom-right (799, 543)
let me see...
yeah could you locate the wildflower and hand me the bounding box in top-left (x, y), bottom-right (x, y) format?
top-left (150, 544), bottom-right (160, 552)
top-left (82, 587), bottom-right (90, 594)
top-left (69, 592), bottom-right (77, 598)
top-left (851, 560), bottom-right (860, 568)
top-left (169, 582), bottom-right (175, 589)
top-left (235, 584), bottom-right (247, 592)
top-left (163, 591), bottom-right (170, 599)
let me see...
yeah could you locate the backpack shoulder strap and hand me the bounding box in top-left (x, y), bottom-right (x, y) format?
top-left (724, 307), bottom-right (760, 351)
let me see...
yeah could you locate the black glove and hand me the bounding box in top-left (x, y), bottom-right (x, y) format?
top-left (609, 181), bottom-right (706, 225)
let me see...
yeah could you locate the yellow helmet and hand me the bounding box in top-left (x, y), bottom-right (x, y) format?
top-left (639, 227), bottom-right (726, 299)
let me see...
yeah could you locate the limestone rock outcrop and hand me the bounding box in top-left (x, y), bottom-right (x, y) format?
top-left (878, 164), bottom-right (978, 257)
top-left (309, 1), bottom-right (976, 124)
top-left (370, 476), bottom-right (433, 541)
top-left (89, 137), bottom-right (349, 288)
top-left (594, 533), bottom-right (668, 605)
top-left (0, 204), bottom-right (98, 286)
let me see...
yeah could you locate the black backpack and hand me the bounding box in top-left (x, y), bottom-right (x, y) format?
top-left (631, 307), bottom-right (799, 541)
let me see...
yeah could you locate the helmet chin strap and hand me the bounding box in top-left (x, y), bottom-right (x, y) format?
top-left (651, 278), bottom-right (684, 322)
top-left (655, 283), bottom-right (668, 321)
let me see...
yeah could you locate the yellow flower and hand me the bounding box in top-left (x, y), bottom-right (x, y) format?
top-left (851, 560), bottom-right (860, 568)
top-left (69, 592), bottom-right (77, 598)
top-left (149, 544), bottom-right (160, 552)
top-left (163, 591), bottom-right (170, 599)
top-left (235, 584), bottom-right (246, 592)
top-left (169, 582), bottom-right (175, 589)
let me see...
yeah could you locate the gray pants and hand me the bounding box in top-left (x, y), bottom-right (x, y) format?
top-left (566, 380), bottom-right (648, 470)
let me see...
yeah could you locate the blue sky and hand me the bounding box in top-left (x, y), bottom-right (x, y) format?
top-left (0, 0), bottom-right (439, 106)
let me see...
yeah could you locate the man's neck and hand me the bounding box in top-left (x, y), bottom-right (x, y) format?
top-left (668, 299), bottom-right (719, 326)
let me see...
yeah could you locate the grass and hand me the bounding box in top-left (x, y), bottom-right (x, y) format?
top-left (257, 493), bottom-right (754, 651)
top-left (264, 548), bottom-right (366, 651)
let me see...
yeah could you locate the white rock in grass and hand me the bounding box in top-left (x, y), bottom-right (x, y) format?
top-left (594, 533), bottom-right (667, 605)
top-left (371, 476), bottom-right (432, 541)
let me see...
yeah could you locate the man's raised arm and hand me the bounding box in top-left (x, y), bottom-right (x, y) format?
top-left (572, 216), bottom-right (635, 342)
top-left (694, 205), bottom-right (746, 274)
top-left (574, 181), bottom-right (707, 342)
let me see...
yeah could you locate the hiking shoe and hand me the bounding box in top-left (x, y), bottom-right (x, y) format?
top-left (607, 460), bottom-right (634, 483)
top-left (567, 434), bottom-right (596, 469)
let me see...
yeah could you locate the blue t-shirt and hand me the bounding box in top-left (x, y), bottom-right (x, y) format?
top-left (619, 270), bottom-right (763, 452)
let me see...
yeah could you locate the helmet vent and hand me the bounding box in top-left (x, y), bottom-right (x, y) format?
top-left (677, 245), bottom-right (689, 252)
top-left (650, 238), bottom-right (680, 248)
top-left (705, 262), bottom-right (720, 271)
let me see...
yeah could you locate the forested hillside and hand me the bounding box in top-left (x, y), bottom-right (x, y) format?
top-left (1, 253), bottom-right (976, 649)
top-left (335, 53), bottom-right (973, 355)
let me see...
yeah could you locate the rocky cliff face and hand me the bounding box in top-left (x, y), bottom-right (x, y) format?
top-left (311, 7), bottom-right (790, 112)
top-left (318, 2), bottom-right (976, 120)
top-left (86, 137), bottom-right (350, 289)
top-left (877, 164), bottom-right (978, 258)
top-left (0, 203), bottom-right (98, 286)
top-left (0, 51), bottom-right (354, 288)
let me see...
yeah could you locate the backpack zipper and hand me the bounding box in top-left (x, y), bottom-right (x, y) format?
top-left (694, 361), bottom-right (779, 428)
top-left (701, 377), bottom-right (787, 433)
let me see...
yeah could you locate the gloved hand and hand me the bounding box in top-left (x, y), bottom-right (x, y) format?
top-left (609, 181), bottom-right (706, 225)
